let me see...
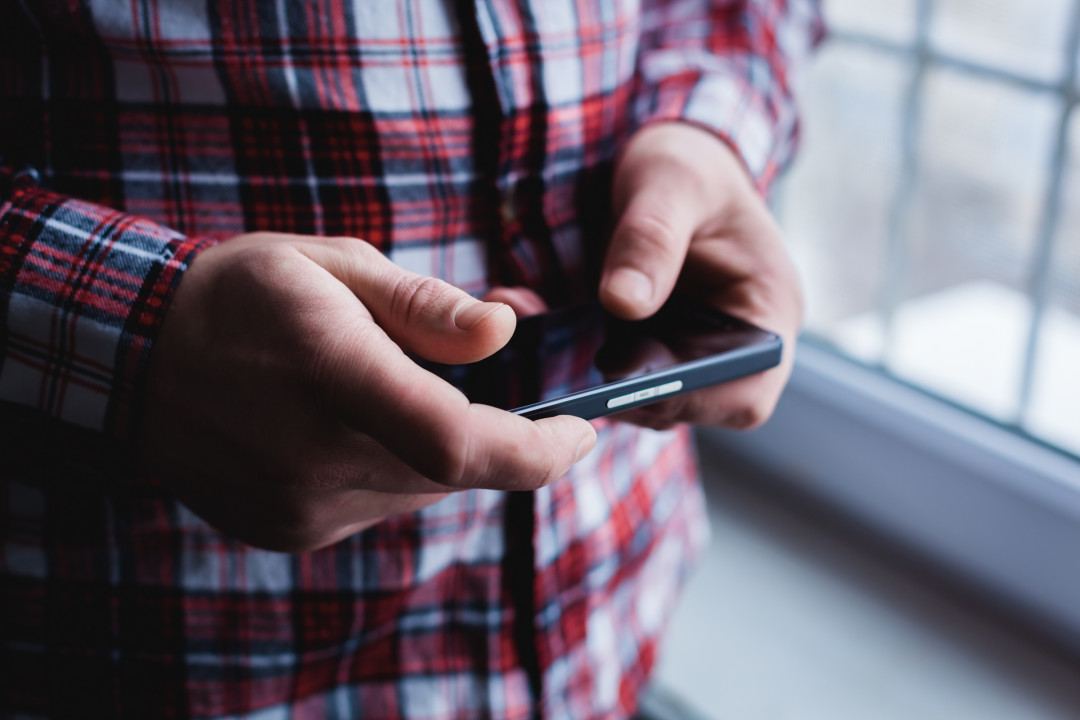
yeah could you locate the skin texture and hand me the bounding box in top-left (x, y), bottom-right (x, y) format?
top-left (142, 121), bottom-right (801, 551)
top-left (143, 233), bottom-right (596, 551)
top-left (495, 123), bottom-right (803, 431)
top-left (600, 122), bottom-right (802, 430)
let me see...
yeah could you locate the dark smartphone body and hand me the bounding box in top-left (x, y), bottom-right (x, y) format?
top-left (417, 297), bottom-right (783, 421)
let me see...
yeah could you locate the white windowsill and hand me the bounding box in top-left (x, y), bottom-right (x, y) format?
top-left (695, 341), bottom-right (1080, 647)
top-left (652, 427), bottom-right (1080, 720)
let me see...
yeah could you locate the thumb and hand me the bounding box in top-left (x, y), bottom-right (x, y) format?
top-left (302, 240), bottom-right (517, 364)
top-left (600, 179), bottom-right (703, 320)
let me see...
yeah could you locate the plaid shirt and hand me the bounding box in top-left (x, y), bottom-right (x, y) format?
top-left (0, 1), bottom-right (822, 718)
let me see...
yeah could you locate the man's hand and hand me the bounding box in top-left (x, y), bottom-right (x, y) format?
top-left (143, 233), bottom-right (596, 552)
top-left (599, 122), bottom-right (803, 430)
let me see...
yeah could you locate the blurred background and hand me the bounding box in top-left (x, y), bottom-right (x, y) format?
top-left (786, 0), bottom-right (1079, 455)
top-left (647, 1), bottom-right (1080, 718)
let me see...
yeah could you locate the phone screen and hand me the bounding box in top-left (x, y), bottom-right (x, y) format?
top-left (416, 296), bottom-right (781, 420)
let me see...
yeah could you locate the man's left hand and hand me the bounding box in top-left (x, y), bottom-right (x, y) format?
top-left (598, 122), bottom-right (802, 431)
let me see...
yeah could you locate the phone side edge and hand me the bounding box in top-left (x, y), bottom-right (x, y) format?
top-left (513, 335), bottom-right (783, 421)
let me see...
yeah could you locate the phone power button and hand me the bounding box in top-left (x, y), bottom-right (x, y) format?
top-left (606, 380), bottom-right (683, 409)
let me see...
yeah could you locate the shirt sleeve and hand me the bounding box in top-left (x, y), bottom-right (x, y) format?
top-left (631, 0), bottom-right (826, 194)
top-left (0, 163), bottom-right (212, 446)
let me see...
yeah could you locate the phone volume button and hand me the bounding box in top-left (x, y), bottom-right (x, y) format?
top-left (656, 380), bottom-right (683, 395)
top-left (633, 387), bottom-right (657, 401)
top-left (606, 391), bottom-right (637, 409)
top-left (606, 380), bottom-right (683, 409)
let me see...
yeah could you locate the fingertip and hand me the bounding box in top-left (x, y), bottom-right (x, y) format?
top-left (574, 421), bottom-right (598, 462)
top-left (537, 414), bottom-right (597, 465)
top-left (456, 408), bottom-right (595, 491)
top-left (447, 301), bottom-right (516, 361)
top-left (600, 267), bottom-right (660, 320)
top-left (606, 266), bottom-right (653, 306)
top-left (480, 286), bottom-right (549, 318)
top-left (454, 301), bottom-right (512, 332)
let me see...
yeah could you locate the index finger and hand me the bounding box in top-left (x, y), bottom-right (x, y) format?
top-left (614, 367), bottom-right (787, 431)
top-left (600, 158), bottom-right (706, 320)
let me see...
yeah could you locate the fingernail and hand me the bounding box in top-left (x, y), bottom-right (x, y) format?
top-left (574, 431), bottom-right (597, 463)
top-left (606, 267), bottom-right (653, 307)
top-left (455, 302), bottom-right (506, 331)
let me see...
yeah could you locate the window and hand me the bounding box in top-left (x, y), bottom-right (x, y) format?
top-left (703, 0), bottom-right (1080, 652)
top-left (779, 0), bottom-right (1080, 458)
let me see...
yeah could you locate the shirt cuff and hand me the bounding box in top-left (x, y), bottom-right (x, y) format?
top-left (0, 173), bottom-right (213, 446)
top-left (631, 64), bottom-right (797, 196)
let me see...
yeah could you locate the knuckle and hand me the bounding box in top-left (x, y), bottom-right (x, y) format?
top-left (622, 213), bottom-right (679, 254)
top-left (228, 244), bottom-right (303, 293)
top-left (303, 319), bottom-right (377, 396)
top-left (389, 274), bottom-right (453, 327)
top-left (339, 236), bottom-right (383, 264)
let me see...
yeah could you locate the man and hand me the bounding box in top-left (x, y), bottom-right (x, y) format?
top-left (0, 1), bottom-right (822, 717)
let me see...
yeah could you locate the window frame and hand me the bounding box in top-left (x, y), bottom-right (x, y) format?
top-left (800, 0), bottom-right (1080, 450)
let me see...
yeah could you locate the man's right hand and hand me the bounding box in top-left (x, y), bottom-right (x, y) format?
top-left (143, 233), bottom-right (596, 552)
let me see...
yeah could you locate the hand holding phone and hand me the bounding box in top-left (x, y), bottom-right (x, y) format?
top-left (417, 296), bottom-right (782, 422)
top-left (144, 233), bottom-right (596, 551)
top-left (590, 121), bottom-right (804, 432)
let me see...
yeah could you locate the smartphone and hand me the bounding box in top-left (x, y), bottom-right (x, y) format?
top-left (416, 296), bottom-right (782, 421)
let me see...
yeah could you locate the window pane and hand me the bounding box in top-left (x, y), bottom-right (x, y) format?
top-left (930, 0), bottom-right (1070, 82)
top-left (787, 53), bottom-right (1060, 422)
top-left (885, 70), bottom-right (1058, 421)
top-left (1025, 112), bottom-right (1080, 455)
top-left (785, 12), bottom-right (1079, 457)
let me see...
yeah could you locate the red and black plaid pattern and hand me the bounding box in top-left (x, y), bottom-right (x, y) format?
top-left (1, 1), bottom-right (821, 718)
top-left (0, 173), bottom-right (209, 440)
